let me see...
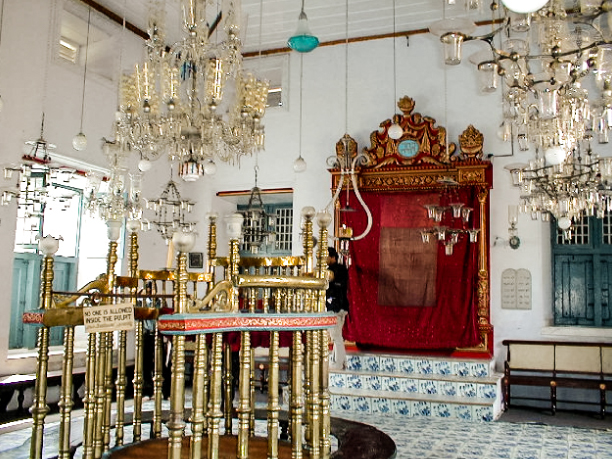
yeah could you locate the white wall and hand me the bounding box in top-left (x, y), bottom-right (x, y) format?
top-left (1, 0), bottom-right (610, 376)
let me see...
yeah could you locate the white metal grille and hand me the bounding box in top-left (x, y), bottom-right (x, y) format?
top-left (275, 207), bottom-right (293, 252)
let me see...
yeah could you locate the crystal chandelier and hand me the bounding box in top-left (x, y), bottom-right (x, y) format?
top-left (430, 0), bottom-right (612, 157)
top-left (113, 0), bottom-right (269, 179)
top-left (84, 141), bottom-right (145, 225)
top-left (430, 0), bottom-right (612, 228)
top-left (505, 142), bottom-right (612, 237)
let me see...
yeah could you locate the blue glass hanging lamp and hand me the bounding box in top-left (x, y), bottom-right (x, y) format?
top-left (287, 0), bottom-right (319, 53)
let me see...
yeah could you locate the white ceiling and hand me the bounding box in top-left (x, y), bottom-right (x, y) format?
top-left (83, 0), bottom-right (492, 54)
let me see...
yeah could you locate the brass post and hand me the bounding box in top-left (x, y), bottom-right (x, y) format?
top-left (302, 207), bottom-right (316, 275)
top-left (308, 326), bottom-right (321, 459)
top-left (223, 342), bottom-right (234, 434)
top-left (152, 319), bottom-right (164, 438)
top-left (249, 347), bottom-right (255, 436)
top-left (82, 329), bottom-right (97, 459)
top-left (207, 333), bottom-right (224, 459)
top-left (290, 330), bottom-right (304, 459)
top-left (93, 331), bottom-right (108, 458)
top-left (317, 216), bottom-right (331, 457)
top-left (189, 334), bottom-right (207, 459)
top-left (132, 317), bottom-right (145, 442)
top-left (117, 231), bottom-right (138, 445)
top-left (103, 240), bottom-right (118, 452)
top-left (237, 331), bottom-right (252, 459)
top-left (58, 326), bottom-right (75, 459)
top-left (30, 250), bottom-right (55, 459)
top-left (167, 250), bottom-right (189, 459)
top-left (207, 214), bottom-right (218, 284)
top-left (267, 331), bottom-right (280, 459)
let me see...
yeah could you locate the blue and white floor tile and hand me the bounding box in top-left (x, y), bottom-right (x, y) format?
top-left (338, 411), bottom-right (612, 459)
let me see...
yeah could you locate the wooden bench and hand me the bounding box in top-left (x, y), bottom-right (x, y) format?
top-left (502, 340), bottom-right (612, 417)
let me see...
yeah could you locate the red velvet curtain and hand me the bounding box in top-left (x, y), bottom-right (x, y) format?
top-left (342, 189), bottom-right (480, 350)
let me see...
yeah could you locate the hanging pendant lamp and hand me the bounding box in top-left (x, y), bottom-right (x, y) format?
top-left (288, 0), bottom-right (319, 53)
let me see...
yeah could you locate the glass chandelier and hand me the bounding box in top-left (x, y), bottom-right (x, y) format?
top-left (85, 141), bottom-right (145, 225)
top-left (430, 0), bottom-right (612, 228)
top-left (146, 177), bottom-right (196, 242)
top-left (113, 0), bottom-right (270, 180)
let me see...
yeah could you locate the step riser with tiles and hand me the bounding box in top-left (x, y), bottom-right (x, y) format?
top-left (329, 352), bottom-right (504, 421)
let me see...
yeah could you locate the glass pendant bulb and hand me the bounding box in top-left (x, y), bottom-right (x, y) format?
top-left (388, 123), bottom-right (403, 140)
top-left (138, 159), bottom-right (152, 172)
top-left (501, 0), bottom-right (548, 13)
top-left (72, 131), bottom-right (87, 151)
top-left (288, 7), bottom-right (319, 53)
top-left (293, 155), bottom-right (307, 172)
top-left (204, 159), bottom-right (217, 175)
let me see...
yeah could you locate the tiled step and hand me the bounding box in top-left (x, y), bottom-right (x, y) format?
top-left (329, 351), bottom-right (504, 421)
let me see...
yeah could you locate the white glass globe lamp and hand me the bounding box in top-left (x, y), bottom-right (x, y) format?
top-left (204, 160), bottom-right (217, 175)
top-left (388, 123), bottom-right (403, 140)
top-left (501, 0), bottom-right (548, 13)
top-left (557, 216), bottom-right (572, 230)
top-left (293, 155), bottom-right (307, 172)
top-left (138, 159), bottom-right (152, 172)
top-left (72, 132), bottom-right (87, 151)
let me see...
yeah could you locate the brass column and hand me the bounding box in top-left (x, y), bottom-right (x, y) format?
top-left (317, 212), bottom-right (332, 458)
top-left (236, 331), bottom-right (252, 459)
top-left (167, 244), bottom-right (190, 459)
top-left (189, 334), bottom-right (208, 459)
top-left (266, 331), bottom-right (280, 459)
top-left (207, 332), bottom-right (224, 459)
top-left (30, 237), bottom-right (60, 459)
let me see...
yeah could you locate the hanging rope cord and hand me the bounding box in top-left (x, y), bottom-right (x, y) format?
top-left (324, 0), bottom-right (372, 241)
top-left (78, 8), bottom-right (92, 133)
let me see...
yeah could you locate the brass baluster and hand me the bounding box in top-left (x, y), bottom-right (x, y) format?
top-left (237, 330), bottom-right (252, 459)
top-left (207, 332), bottom-right (224, 459)
top-left (267, 331), bottom-right (280, 459)
top-left (29, 238), bottom-right (58, 459)
top-left (290, 330), bottom-right (304, 459)
top-left (132, 317), bottom-right (145, 442)
top-left (153, 281), bottom-right (167, 437)
top-left (82, 328), bottom-right (97, 459)
top-left (189, 334), bottom-right (208, 459)
top-left (223, 342), bottom-right (233, 434)
top-left (249, 347), bottom-right (256, 436)
top-left (167, 249), bottom-right (189, 459)
top-left (317, 215), bottom-right (332, 458)
top-left (58, 326), bottom-right (75, 459)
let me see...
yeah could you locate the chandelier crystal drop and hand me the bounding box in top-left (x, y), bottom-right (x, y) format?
top-left (84, 141), bottom-right (146, 226)
top-left (113, 0), bottom-right (270, 179)
top-left (431, 0), bottom-right (612, 228)
top-left (505, 142), bottom-right (612, 236)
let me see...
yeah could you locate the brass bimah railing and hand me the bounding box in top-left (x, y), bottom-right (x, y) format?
top-left (23, 207), bottom-right (336, 459)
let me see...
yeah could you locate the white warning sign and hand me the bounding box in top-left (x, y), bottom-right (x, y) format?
top-left (83, 303), bottom-right (135, 333)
